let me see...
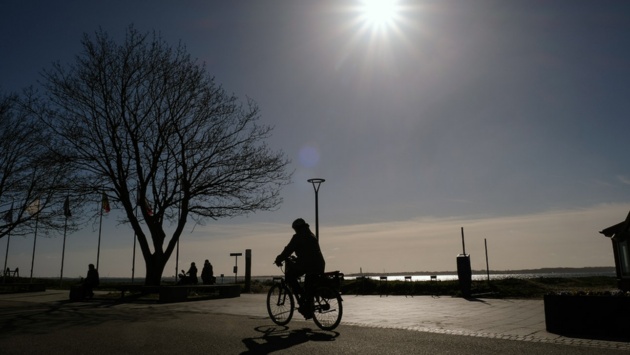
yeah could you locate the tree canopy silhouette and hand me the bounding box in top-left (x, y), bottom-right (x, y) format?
top-left (39, 26), bottom-right (292, 285)
top-left (0, 91), bottom-right (72, 240)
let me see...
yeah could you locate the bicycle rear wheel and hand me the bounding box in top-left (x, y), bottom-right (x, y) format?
top-left (312, 286), bottom-right (343, 331)
top-left (266, 283), bottom-right (294, 326)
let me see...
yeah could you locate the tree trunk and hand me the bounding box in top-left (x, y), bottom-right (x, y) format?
top-left (144, 254), bottom-right (167, 286)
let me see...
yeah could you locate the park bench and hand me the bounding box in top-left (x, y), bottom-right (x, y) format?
top-left (0, 268), bottom-right (46, 293)
top-left (0, 283), bottom-right (46, 294)
top-left (379, 276), bottom-right (388, 297)
top-left (404, 276), bottom-right (414, 298)
top-left (4, 267), bottom-right (19, 278)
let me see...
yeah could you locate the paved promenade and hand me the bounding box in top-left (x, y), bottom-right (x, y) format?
top-left (190, 292), bottom-right (630, 351)
top-left (1, 290), bottom-right (629, 352)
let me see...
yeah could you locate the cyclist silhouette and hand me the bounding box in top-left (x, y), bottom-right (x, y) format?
top-left (275, 218), bottom-right (325, 319)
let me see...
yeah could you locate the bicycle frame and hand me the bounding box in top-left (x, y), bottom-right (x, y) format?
top-left (271, 276), bottom-right (295, 304)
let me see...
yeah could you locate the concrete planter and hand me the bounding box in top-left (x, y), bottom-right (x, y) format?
top-left (158, 284), bottom-right (241, 303)
top-left (544, 294), bottom-right (630, 340)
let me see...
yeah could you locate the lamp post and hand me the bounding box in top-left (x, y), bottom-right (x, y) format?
top-left (230, 252), bottom-right (242, 284)
top-left (307, 178), bottom-right (325, 240)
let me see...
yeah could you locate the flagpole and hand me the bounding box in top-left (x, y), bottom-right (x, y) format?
top-left (60, 214), bottom-right (68, 287)
top-left (98, 192), bottom-right (110, 272)
top-left (3, 201), bottom-right (13, 284)
top-left (132, 204), bottom-right (137, 284)
top-left (132, 233), bottom-right (137, 284)
top-left (175, 198), bottom-right (180, 283)
top-left (97, 203), bottom-right (103, 270)
top-left (29, 213), bottom-right (39, 283)
top-left (3, 231), bottom-right (10, 284)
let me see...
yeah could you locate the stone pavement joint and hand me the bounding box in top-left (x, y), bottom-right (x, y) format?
top-left (341, 321), bottom-right (630, 351)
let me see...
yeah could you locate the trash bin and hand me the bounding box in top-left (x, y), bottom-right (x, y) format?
top-left (456, 254), bottom-right (472, 298)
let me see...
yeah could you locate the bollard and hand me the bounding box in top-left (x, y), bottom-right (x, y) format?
top-left (456, 254), bottom-right (472, 298)
top-left (245, 249), bottom-right (252, 292)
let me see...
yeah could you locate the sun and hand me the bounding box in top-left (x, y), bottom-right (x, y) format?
top-left (358, 0), bottom-right (400, 30)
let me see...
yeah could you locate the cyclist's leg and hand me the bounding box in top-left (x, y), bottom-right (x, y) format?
top-left (285, 262), bottom-right (306, 304)
top-left (302, 273), bottom-right (321, 317)
top-left (288, 262), bottom-right (316, 318)
top-left (303, 263), bottom-right (325, 314)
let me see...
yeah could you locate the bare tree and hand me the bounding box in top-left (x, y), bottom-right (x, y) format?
top-left (39, 27), bottom-right (292, 285)
top-left (0, 91), bottom-right (72, 240)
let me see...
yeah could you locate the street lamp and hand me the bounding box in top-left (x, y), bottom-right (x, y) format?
top-left (307, 178), bottom-right (325, 240)
top-left (230, 252), bottom-right (242, 284)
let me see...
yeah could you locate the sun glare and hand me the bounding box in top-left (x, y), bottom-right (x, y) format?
top-left (359, 0), bottom-right (400, 30)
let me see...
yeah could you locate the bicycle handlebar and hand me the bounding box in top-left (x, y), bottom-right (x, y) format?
top-left (273, 255), bottom-right (296, 267)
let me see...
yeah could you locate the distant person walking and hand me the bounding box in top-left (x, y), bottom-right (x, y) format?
top-left (201, 259), bottom-right (215, 285)
top-left (186, 262), bottom-right (198, 284)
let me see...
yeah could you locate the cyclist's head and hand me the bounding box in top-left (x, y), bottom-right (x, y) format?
top-left (292, 218), bottom-right (309, 231)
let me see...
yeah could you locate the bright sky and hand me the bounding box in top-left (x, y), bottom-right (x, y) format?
top-left (2, 0), bottom-right (630, 279)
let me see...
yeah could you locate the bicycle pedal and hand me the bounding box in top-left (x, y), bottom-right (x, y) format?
top-left (298, 308), bottom-right (313, 319)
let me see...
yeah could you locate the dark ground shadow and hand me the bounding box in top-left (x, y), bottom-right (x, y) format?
top-left (463, 297), bottom-right (489, 304)
top-left (0, 298), bottom-right (176, 338)
top-left (241, 324), bottom-right (339, 354)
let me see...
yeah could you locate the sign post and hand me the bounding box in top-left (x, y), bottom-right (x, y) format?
top-left (230, 252), bottom-right (242, 284)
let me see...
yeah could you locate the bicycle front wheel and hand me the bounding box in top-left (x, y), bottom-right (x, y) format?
top-left (312, 286), bottom-right (343, 331)
top-left (266, 283), bottom-right (295, 326)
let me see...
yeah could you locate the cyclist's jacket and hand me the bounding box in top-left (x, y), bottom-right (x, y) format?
top-left (278, 231), bottom-right (325, 274)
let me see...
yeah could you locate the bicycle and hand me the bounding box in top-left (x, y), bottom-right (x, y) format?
top-left (266, 257), bottom-right (344, 331)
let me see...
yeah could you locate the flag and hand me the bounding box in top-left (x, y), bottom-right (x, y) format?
top-left (26, 199), bottom-right (40, 215)
top-left (3, 202), bottom-right (13, 223)
top-left (63, 197), bottom-right (71, 218)
top-left (144, 198), bottom-right (153, 216)
top-left (102, 193), bottom-right (111, 213)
